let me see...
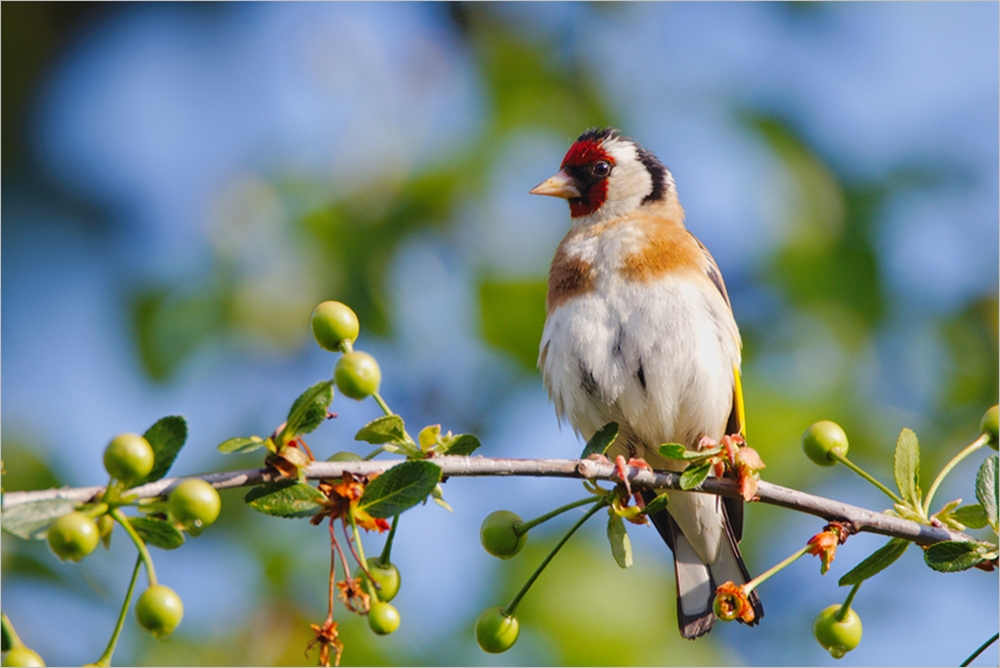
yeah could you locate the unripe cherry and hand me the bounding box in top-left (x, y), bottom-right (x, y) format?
top-left (103, 433), bottom-right (155, 485)
top-left (47, 512), bottom-right (100, 562)
top-left (813, 604), bottom-right (862, 659)
top-left (368, 601), bottom-right (400, 635)
top-left (479, 510), bottom-right (526, 559)
top-left (311, 301), bottom-right (359, 352)
top-left (801, 421), bottom-right (849, 466)
top-left (334, 352), bottom-right (381, 400)
top-left (475, 607), bottom-right (519, 653)
top-left (135, 585), bottom-right (184, 640)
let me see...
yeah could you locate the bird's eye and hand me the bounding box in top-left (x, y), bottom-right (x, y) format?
top-left (593, 161), bottom-right (611, 178)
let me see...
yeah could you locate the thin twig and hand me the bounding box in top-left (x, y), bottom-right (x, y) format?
top-left (2, 456), bottom-right (975, 546)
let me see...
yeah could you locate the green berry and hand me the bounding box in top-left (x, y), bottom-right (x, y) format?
top-left (334, 351), bottom-right (381, 400)
top-left (311, 301), bottom-right (360, 352)
top-left (327, 451), bottom-right (363, 462)
top-left (475, 607), bottom-right (519, 654)
top-left (2, 648), bottom-right (44, 667)
top-left (103, 433), bottom-right (155, 485)
top-left (47, 512), bottom-right (100, 562)
top-left (981, 405), bottom-right (998, 450)
top-left (480, 510), bottom-right (526, 559)
top-left (135, 585), bottom-right (184, 640)
top-left (355, 557), bottom-right (401, 602)
top-left (168, 479), bottom-right (222, 531)
top-left (801, 421), bottom-right (849, 466)
top-left (813, 604), bottom-right (862, 659)
top-left (368, 601), bottom-right (400, 635)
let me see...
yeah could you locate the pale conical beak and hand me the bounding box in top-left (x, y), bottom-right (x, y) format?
top-left (529, 170), bottom-right (580, 199)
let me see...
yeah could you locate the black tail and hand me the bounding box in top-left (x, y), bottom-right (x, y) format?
top-left (642, 490), bottom-right (763, 638)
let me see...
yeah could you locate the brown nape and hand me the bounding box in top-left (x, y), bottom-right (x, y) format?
top-left (547, 248), bottom-right (596, 312)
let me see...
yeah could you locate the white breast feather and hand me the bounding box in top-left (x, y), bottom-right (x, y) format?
top-left (540, 270), bottom-right (739, 566)
top-left (541, 273), bottom-right (738, 451)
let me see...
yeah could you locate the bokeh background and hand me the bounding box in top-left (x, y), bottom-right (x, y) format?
top-left (2, 3), bottom-right (998, 666)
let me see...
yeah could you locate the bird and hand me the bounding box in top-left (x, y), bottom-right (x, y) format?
top-left (530, 127), bottom-right (763, 638)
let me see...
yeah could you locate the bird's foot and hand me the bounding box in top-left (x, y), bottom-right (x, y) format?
top-left (695, 434), bottom-right (718, 452)
top-left (613, 455), bottom-right (652, 496)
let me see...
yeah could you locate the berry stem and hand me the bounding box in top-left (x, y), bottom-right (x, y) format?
top-left (372, 393), bottom-right (393, 418)
top-left (93, 554), bottom-right (142, 667)
top-left (961, 632), bottom-right (999, 667)
top-left (829, 450), bottom-right (904, 505)
top-left (923, 434), bottom-right (989, 516)
top-left (502, 498), bottom-right (607, 617)
top-left (743, 544), bottom-right (812, 595)
top-left (377, 515), bottom-right (400, 567)
top-left (835, 582), bottom-right (861, 622)
top-left (348, 513), bottom-right (379, 600)
top-left (325, 517), bottom-right (338, 626)
top-left (514, 496), bottom-right (599, 536)
top-left (110, 508), bottom-right (157, 587)
top-left (362, 446), bottom-right (386, 461)
top-left (83, 502), bottom-right (110, 519)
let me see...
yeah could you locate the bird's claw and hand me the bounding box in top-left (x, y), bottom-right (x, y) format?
top-left (613, 455), bottom-right (652, 496)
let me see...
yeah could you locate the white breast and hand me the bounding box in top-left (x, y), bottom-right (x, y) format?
top-left (539, 268), bottom-right (739, 461)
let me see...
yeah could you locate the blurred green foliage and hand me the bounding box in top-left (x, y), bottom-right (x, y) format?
top-left (478, 279), bottom-right (548, 371)
top-left (128, 3), bottom-right (616, 382)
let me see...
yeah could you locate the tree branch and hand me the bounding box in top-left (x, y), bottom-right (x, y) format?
top-left (1, 456), bottom-right (973, 545)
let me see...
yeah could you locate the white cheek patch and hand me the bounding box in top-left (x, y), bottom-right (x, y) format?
top-left (602, 140), bottom-right (653, 217)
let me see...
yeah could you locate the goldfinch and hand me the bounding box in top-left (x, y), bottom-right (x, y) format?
top-left (532, 128), bottom-right (763, 638)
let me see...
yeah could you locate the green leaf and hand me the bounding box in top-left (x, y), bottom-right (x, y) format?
top-left (218, 436), bottom-right (267, 454)
top-left (357, 461), bottom-right (442, 519)
top-left (443, 434), bottom-right (481, 456)
top-left (606, 511), bottom-right (633, 569)
top-left (679, 462), bottom-right (712, 490)
top-left (659, 443), bottom-right (722, 461)
top-left (281, 381), bottom-right (334, 442)
top-left (642, 493), bottom-right (669, 516)
top-left (245, 480), bottom-right (326, 518)
top-left (581, 423), bottom-right (618, 459)
top-left (1, 498), bottom-right (78, 540)
top-left (140, 416), bottom-right (188, 484)
top-left (893, 428), bottom-right (921, 507)
top-left (355, 415), bottom-right (407, 445)
top-left (838, 537), bottom-right (909, 586)
top-left (431, 484), bottom-right (453, 512)
top-left (659, 443), bottom-right (688, 460)
top-left (951, 504), bottom-right (990, 530)
top-left (130, 517), bottom-right (185, 550)
top-left (132, 288), bottom-right (227, 381)
top-left (975, 455), bottom-right (997, 530)
top-left (478, 279), bottom-right (548, 371)
top-left (924, 540), bottom-right (989, 572)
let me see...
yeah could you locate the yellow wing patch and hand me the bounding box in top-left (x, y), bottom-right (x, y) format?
top-left (733, 364), bottom-right (746, 438)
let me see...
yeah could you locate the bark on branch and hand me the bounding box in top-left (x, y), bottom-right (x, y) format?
top-left (1, 456), bottom-right (972, 545)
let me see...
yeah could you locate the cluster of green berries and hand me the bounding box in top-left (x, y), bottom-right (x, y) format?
top-left (472, 510), bottom-right (527, 653)
top-left (355, 557), bottom-right (402, 635)
top-left (314, 303), bottom-right (407, 639)
top-left (311, 301), bottom-right (381, 400)
top-left (44, 433), bottom-right (222, 643)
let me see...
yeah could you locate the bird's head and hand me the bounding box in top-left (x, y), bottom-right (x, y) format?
top-left (530, 128), bottom-right (676, 225)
